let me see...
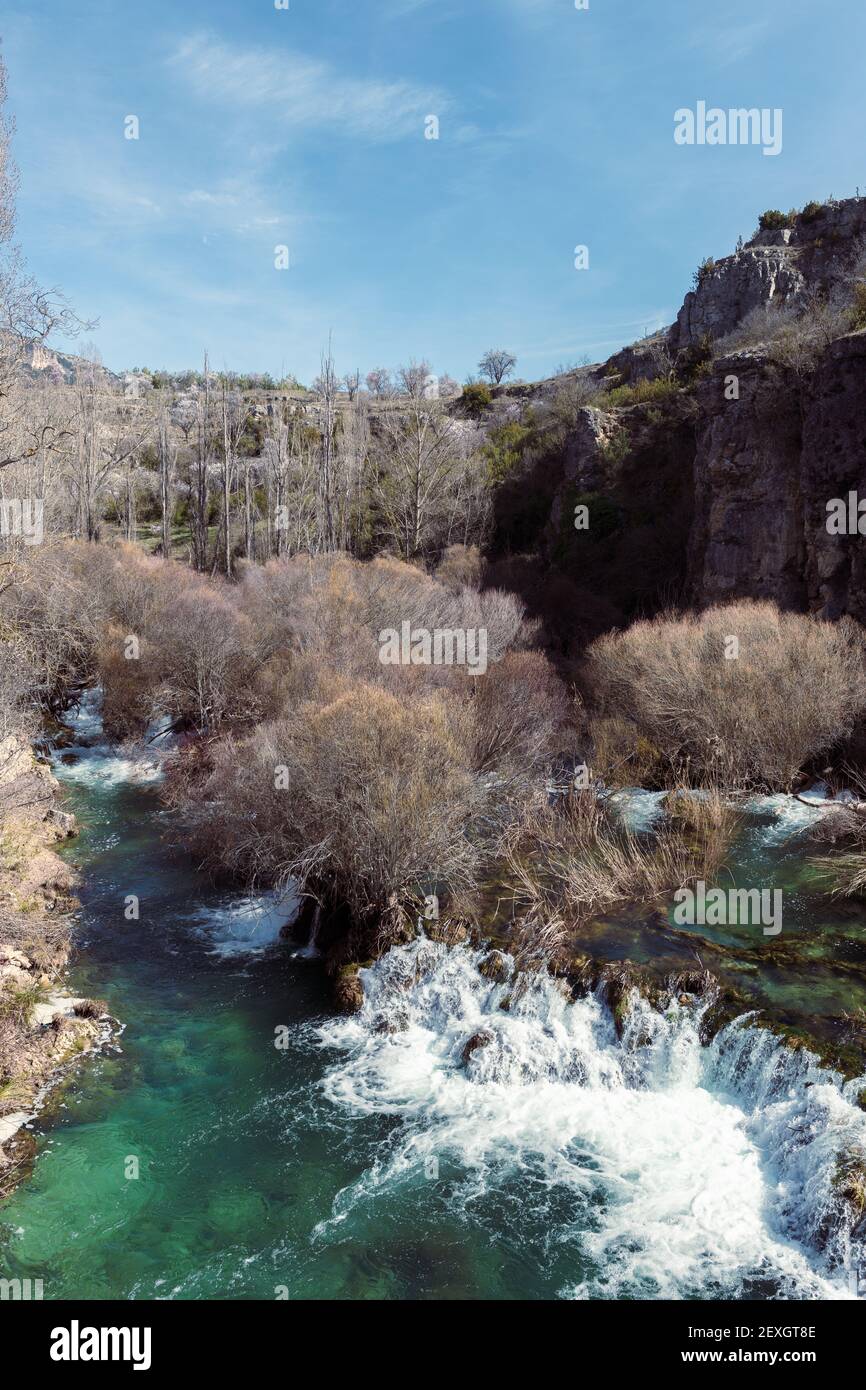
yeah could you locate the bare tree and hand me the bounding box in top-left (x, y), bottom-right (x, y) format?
top-left (157, 404), bottom-right (177, 557)
top-left (336, 391), bottom-right (370, 552)
top-left (187, 353), bottom-right (213, 571)
top-left (0, 51), bottom-right (85, 475)
top-left (218, 375), bottom-right (244, 576)
top-left (65, 352), bottom-right (151, 542)
top-left (365, 367), bottom-right (392, 399)
top-left (263, 403), bottom-right (291, 558)
top-left (314, 341), bottom-right (337, 552)
top-left (343, 369), bottom-right (361, 401)
top-left (478, 349), bottom-right (517, 385)
top-left (373, 359), bottom-right (461, 561)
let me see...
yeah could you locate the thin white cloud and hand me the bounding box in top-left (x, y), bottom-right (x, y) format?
top-left (686, 20), bottom-right (770, 67)
top-left (168, 32), bottom-right (449, 142)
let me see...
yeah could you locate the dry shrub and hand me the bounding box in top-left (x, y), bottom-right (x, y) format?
top-left (0, 541), bottom-right (116, 704)
top-left (504, 787), bottom-right (735, 929)
top-left (97, 623), bottom-right (158, 739)
top-left (586, 602), bottom-right (866, 790)
top-left (238, 552), bottom-right (530, 695)
top-left (0, 906), bottom-right (69, 973)
top-left (662, 787), bottom-right (741, 877)
top-left (435, 544), bottom-right (482, 592)
top-left (802, 801), bottom-right (866, 896)
top-left (152, 577), bottom-right (262, 732)
top-left (809, 852), bottom-right (866, 898)
top-left (589, 715), bottom-right (667, 788)
top-left (465, 649), bottom-right (572, 778)
top-left (170, 683), bottom-right (486, 923)
top-left (0, 637), bottom-right (35, 743)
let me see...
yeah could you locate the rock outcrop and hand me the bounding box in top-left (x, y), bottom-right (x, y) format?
top-left (670, 247), bottom-right (806, 353)
top-left (669, 197), bottom-right (866, 353)
top-left (0, 735), bottom-right (109, 1191)
top-left (527, 198), bottom-right (866, 626)
top-left (686, 329), bottom-right (866, 619)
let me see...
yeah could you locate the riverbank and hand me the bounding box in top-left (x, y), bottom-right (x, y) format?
top-left (0, 732), bottom-right (113, 1195)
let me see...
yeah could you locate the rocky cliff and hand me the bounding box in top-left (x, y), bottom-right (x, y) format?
top-left (507, 197), bottom-right (866, 634)
top-left (687, 329), bottom-right (866, 620)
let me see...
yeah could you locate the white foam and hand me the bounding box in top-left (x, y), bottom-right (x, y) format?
top-left (189, 889), bottom-right (300, 957)
top-left (313, 937), bottom-right (866, 1300)
top-left (54, 688), bottom-right (168, 787)
top-left (604, 788), bottom-right (667, 832)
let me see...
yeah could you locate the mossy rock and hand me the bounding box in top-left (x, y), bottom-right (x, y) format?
top-left (478, 950), bottom-right (508, 982)
top-left (832, 1154), bottom-right (866, 1220)
top-left (333, 962), bottom-right (369, 1015)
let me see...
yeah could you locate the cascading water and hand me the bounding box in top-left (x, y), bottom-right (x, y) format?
top-left (313, 936), bottom-right (866, 1300)
top-left (3, 690), bottom-right (864, 1299)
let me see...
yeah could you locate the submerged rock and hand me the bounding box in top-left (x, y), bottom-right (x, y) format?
top-left (462, 1030), bottom-right (494, 1068)
top-left (333, 963), bottom-right (366, 1014)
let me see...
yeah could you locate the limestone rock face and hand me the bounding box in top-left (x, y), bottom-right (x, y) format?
top-left (686, 350), bottom-right (806, 608)
top-left (801, 330), bottom-right (866, 620)
top-left (669, 248), bottom-right (805, 353)
top-left (687, 330), bottom-right (866, 620)
top-left (669, 198), bottom-right (866, 354)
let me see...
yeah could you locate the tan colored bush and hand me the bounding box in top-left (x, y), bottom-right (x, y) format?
top-left (435, 544), bottom-right (482, 592)
top-left (504, 786), bottom-right (736, 930)
top-left (586, 602), bottom-right (866, 789)
top-left (171, 683), bottom-right (486, 924)
top-left (154, 581), bottom-right (262, 732)
top-left (589, 715), bottom-right (667, 788)
top-left (97, 623), bottom-right (158, 740)
top-left (809, 851), bottom-right (866, 898)
top-left (0, 541), bottom-right (115, 703)
top-left (464, 649), bottom-right (572, 779)
top-left (662, 786), bottom-right (741, 874)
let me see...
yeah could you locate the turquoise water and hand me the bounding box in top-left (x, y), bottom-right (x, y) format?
top-left (1, 712), bottom-right (865, 1300)
top-left (0, 727), bottom-right (594, 1299)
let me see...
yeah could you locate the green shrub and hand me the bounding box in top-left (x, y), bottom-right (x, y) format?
top-left (675, 333), bottom-right (714, 383)
top-left (692, 256), bottom-right (716, 290)
top-left (598, 427), bottom-right (631, 468)
top-left (801, 200), bottom-right (825, 224)
top-left (759, 209), bottom-right (792, 231)
top-left (483, 420), bottom-right (532, 484)
top-left (603, 377), bottom-right (679, 409)
top-left (461, 383), bottom-right (493, 417)
top-left (851, 282), bottom-right (866, 331)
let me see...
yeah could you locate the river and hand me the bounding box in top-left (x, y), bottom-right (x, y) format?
top-left (0, 691), bottom-right (864, 1300)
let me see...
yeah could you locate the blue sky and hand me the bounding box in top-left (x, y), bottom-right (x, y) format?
top-left (2, 0), bottom-right (865, 384)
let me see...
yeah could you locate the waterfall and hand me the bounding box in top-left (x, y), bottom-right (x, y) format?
top-left (313, 935), bottom-right (866, 1300)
